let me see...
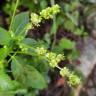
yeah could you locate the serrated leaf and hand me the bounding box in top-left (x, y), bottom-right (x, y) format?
top-left (59, 38), bottom-right (75, 49)
top-left (11, 56), bottom-right (47, 89)
top-left (0, 71), bottom-right (20, 91)
top-left (11, 12), bottom-right (29, 36)
top-left (0, 27), bottom-right (11, 45)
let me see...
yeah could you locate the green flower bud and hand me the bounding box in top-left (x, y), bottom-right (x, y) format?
top-left (46, 52), bottom-right (64, 68)
top-left (31, 13), bottom-right (42, 26)
top-left (60, 67), bottom-right (70, 77)
top-left (40, 7), bottom-right (53, 19)
top-left (56, 54), bottom-right (64, 63)
top-left (10, 30), bottom-right (14, 38)
top-left (26, 23), bottom-right (32, 31)
top-left (49, 59), bottom-right (57, 68)
top-left (21, 48), bottom-right (28, 52)
top-left (60, 68), bottom-right (80, 86)
top-left (40, 4), bottom-right (60, 19)
top-left (19, 45), bottom-right (23, 49)
top-left (68, 73), bottom-right (81, 86)
top-left (51, 4), bottom-right (60, 14)
top-left (46, 52), bottom-right (56, 60)
top-left (36, 47), bottom-right (47, 55)
top-left (18, 36), bottom-right (23, 42)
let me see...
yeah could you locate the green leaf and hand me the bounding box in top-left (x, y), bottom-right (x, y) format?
top-left (73, 28), bottom-right (83, 36)
top-left (64, 19), bottom-right (75, 32)
top-left (0, 71), bottom-right (20, 91)
top-left (59, 38), bottom-right (75, 49)
top-left (19, 38), bottom-right (48, 56)
top-left (0, 48), bottom-right (9, 61)
top-left (52, 45), bottom-right (64, 54)
top-left (20, 0), bottom-right (38, 12)
top-left (40, 0), bottom-right (47, 10)
top-left (22, 38), bottom-right (48, 48)
top-left (11, 56), bottom-right (47, 89)
top-left (0, 92), bottom-right (14, 96)
top-left (25, 91), bottom-right (36, 96)
top-left (11, 12), bottom-right (29, 35)
top-left (0, 27), bottom-right (11, 45)
top-left (22, 38), bottom-right (37, 47)
top-left (68, 50), bottom-right (80, 60)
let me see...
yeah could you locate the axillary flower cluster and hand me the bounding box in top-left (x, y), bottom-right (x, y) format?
top-left (36, 47), bottom-right (81, 86)
top-left (26, 4), bottom-right (60, 30)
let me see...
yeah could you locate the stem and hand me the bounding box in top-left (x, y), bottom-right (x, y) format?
top-left (50, 0), bottom-right (56, 50)
top-left (56, 65), bottom-right (62, 70)
top-left (9, 0), bottom-right (19, 31)
top-left (8, 52), bottom-right (17, 63)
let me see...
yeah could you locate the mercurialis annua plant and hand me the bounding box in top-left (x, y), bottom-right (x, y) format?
top-left (0, 2), bottom-right (81, 95)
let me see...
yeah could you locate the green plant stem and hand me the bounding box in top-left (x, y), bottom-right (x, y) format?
top-left (56, 65), bottom-right (62, 70)
top-left (8, 52), bottom-right (18, 64)
top-left (9, 0), bottom-right (19, 31)
top-left (50, 0), bottom-right (56, 50)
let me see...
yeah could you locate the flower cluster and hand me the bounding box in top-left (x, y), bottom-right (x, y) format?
top-left (46, 52), bottom-right (64, 68)
top-left (36, 47), bottom-right (81, 86)
top-left (60, 67), bottom-right (81, 86)
top-left (40, 4), bottom-right (60, 19)
top-left (36, 47), bottom-right (47, 55)
top-left (30, 13), bottom-right (42, 27)
top-left (60, 67), bottom-right (70, 76)
top-left (26, 4), bottom-right (60, 30)
top-left (19, 44), bottom-right (28, 52)
top-left (36, 47), bottom-right (64, 68)
top-left (68, 73), bottom-right (81, 86)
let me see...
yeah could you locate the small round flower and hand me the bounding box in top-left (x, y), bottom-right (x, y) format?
top-left (36, 47), bottom-right (47, 55)
top-left (3, 45), bottom-right (7, 49)
top-left (56, 54), bottom-right (64, 63)
top-left (68, 73), bottom-right (81, 86)
top-left (49, 59), bottom-right (57, 68)
top-left (40, 7), bottom-right (53, 19)
top-left (10, 30), bottom-right (14, 38)
top-left (21, 48), bottom-right (28, 52)
top-left (40, 4), bottom-right (60, 19)
top-left (31, 13), bottom-right (42, 26)
top-left (46, 52), bottom-right (56, 60)
top-left (51, 4), bottom-right (60, 14)
top-left (60, 67), bottom-right (70, 77)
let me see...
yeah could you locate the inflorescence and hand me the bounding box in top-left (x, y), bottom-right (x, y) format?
top-left (26, 4), bottom-right (60, 30)
top-left (36, 47), bottom-right (81, 86)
